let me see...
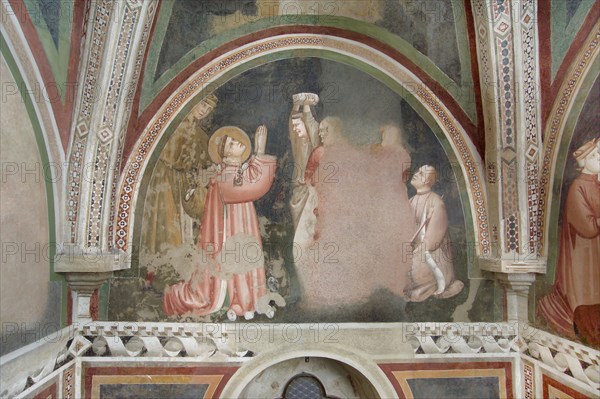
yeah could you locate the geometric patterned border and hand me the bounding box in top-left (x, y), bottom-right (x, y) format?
top-left (472, 0), bottom-right (520, 256)
top-left (107, 0), bottom-right (158, 250)
top-left (76, 321), bottom-right (520, 359)
top-left (523, 361), bottom-right (535, 399)
top-left (393, 368), bottom-right (508, 399)
top-left (83, 365), bottom-right (238, 399)
top-left (380, 361), bottom-right (514, 399)
top-left (520, 0), bottom-right (543, 255)
top-left (90, 375), bottom-right (222, 399)
top-left (62, 364), bottom-right (75, 399)
top-left (115, 33), bottom-right (489, 255)
top-left (66, 0), bottom-right (114, 244)
top-left (491, 0), bottom-right (521, 253)
top-left (64, 0), bottom-right (156, 250)
top-left (9, 323), bottom-right (600, 399)
top-left (86, 2), bottom-right (141, 247)
top-left (542, 373), bottom-right (594, 399)
top-left (472, 0), bottom-right (543, 257)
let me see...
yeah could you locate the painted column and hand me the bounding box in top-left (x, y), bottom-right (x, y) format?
top-left (497, 272), bottom-right (536, 322)
top-left (472, 0), bottom-right (546, 321)
top-left (55, 0), bottom-right (158, 322)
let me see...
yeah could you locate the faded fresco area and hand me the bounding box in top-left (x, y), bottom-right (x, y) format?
top-left (153, 0), bottom-right (464, 83)
top-left (536, 76), bottom-right (600, 347)
top-left (108, 58), bottom-right (478, 322)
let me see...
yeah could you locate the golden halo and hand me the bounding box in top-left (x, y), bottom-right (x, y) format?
top-left (208, 126), bottom-right (252, 164)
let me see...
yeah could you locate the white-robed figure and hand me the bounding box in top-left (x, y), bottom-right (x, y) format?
top-left (288, 93), bottom-right (321, 244)
top-left (406, 165), bottom-right (464, 301)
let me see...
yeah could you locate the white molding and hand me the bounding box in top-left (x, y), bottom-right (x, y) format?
top-left (0, 327), bottom-right (73, 398)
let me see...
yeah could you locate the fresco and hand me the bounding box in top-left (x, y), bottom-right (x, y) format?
top-left (154, 0), bottom-right (463, 83)
top-left (108, 58), bottom-right (476, 322)
top-left (536, 77), bottom-right (600, 347)
top-left (549, 0), bottom-right (597, 79)
top-left (143, 1), bottom-right (474, 121)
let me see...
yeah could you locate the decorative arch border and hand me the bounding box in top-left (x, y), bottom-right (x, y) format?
top-left (539, 24), bottom-right (600, 255)
top-left (219, 345), bottom-right (396, 398)
top-left (114, 33), bottom-right (490, 256)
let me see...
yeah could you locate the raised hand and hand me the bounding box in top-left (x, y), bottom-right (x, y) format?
top-left (254, 125), bottom-right (267, 155)
top-left (303, 93), bottom-right (319, 106)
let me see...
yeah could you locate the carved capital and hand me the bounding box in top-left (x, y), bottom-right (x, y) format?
top-left (54, 246), bottom-right (129, 273)
top-left (479, 257), bottom-right (546, 274)
top-left (496, 272), bottom-right (536, 323)
top-left (63, 271), bottom-right (113, 323)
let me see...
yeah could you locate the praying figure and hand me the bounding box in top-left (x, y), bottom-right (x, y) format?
top-left (405, 165), bottom-right (464, 301)
top-left (537, 138), bottom-right (600, 345)
top-left (163, 125), bottom-right (278, 321)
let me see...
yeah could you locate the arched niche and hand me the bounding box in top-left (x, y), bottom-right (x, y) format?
top-left (543, 65), bottom-right (599, 281)
top-left (240, 357), bottom-right (379, 398)
top-left (116, 33), bottom-right (488, 257)
top-left (109, 33), bottom-right (492, 322)
top-left (221, 347), bottom-right (393, 398)
top-left (539, 28), bottom-right (600, 256)
top-left (533, 25), bottom-right (599, 343)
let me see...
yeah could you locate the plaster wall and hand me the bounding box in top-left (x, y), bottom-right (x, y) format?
top-left (0, 55), bottom-right (61, 356)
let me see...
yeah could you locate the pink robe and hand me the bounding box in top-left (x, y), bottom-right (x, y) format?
top-left (163, 155), bottom-right (277, 317)
top-left (538, 173), bottom-right (600, 339)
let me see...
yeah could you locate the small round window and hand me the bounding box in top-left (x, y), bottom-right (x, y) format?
top-left (283, 374), bottom-right (326, 399)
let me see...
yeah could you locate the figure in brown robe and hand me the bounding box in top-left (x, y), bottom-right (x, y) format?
top-left (538, 138), bottom-right (600, 345)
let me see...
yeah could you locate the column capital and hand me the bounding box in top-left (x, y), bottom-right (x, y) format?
top-left (495, 271), bottom-right (537, 322)
top-left (496, 271), bottom-right (537, 291)
top-left (54, 247), bottom-right (129, 273)
top-left (479, 257), bottom-right (546, 274)
top-left (63, 271), bottom-right (113, 323)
